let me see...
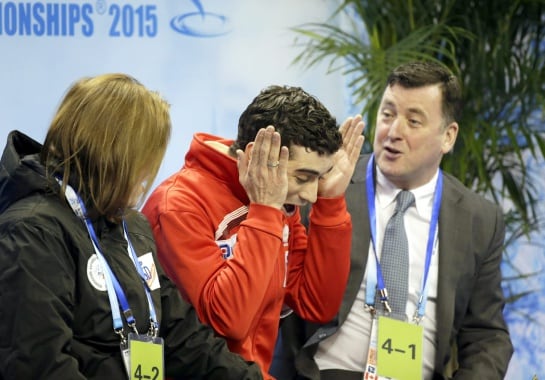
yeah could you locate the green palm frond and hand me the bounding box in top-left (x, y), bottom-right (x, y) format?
top-left (292, 0), bottom-right (545, 240)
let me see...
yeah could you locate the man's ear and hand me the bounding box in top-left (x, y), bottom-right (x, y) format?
top-left (442, 122), bottom-right (459, 154)
top-left (245, 141), bottom-right (254, 154)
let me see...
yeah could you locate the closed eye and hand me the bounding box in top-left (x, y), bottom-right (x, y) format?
top-left (295, 176), bottom-right (311, 184)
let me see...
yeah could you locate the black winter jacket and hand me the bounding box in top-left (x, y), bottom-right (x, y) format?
top-left (0, 131), bottom-right (263, 380)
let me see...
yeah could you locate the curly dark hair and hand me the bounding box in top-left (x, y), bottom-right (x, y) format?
top-left (229, 85), bottom-right (342, 157)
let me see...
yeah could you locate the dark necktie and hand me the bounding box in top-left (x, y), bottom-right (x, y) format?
top-left (377, 190), bottom-right (415, 320)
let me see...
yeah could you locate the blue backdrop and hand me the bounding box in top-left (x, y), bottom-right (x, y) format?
top-left (0, 0), bottom-right (350, 192)
top-left (1, 0), bottom-right (542, 377)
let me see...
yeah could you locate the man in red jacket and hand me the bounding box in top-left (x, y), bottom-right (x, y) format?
top-left (143, 85), bottom-right (364, 379)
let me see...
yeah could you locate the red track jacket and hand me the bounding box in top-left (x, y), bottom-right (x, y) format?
top-left (143, 133), bottom-right (352, 379)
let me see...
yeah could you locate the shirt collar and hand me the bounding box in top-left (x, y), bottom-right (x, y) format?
top-left (375, 167), bottom-right (439, 215)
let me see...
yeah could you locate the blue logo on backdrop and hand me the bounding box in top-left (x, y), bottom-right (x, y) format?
top-left (0, 1), bottom-right (158, 37)
top-left (170, 0), bottom-right (231, 38)
top-left (0, 0), bottom-right (230, 38)
top-left (0, 2), bottom-right (94, 36)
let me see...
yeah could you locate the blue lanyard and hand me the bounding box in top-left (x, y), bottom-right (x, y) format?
top-left (57, 178), bottom-right (159, 340)
top-left (364, 155), bottom-right (442, 321)
top-left (122, 219), bottom-right (159, 336)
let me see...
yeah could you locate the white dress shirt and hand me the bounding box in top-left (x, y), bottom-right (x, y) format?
top-left (314, 167), bottom-right (440, 380)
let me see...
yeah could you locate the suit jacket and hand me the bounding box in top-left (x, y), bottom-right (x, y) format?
top-left (284, 154), bottom-right (513, 380)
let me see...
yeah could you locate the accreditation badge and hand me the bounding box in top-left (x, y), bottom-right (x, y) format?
top-left (376, 316), bottom-right (423, 380)
top-left (128, 333), bottom-right (164, 380)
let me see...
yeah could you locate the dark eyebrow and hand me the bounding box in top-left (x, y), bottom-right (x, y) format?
top-left (294, 166), bottom-right (334, 177)
top-left (381, 100), bottom-right (395, 109)
top-left (407, 107), bottom-right (427, 118)
top-left (382, 99), bottom-right (427, 119)
top-left (294, 169), bottom-right (321, 176)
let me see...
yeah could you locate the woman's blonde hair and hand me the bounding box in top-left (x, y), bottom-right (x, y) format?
top-left (41, 73), bottom-right (171, 221)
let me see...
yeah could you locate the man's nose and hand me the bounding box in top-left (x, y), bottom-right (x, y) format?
top-left (387, 117), bottom-right (404, 138)
top-left (300, 181), bottom-right (319, 204)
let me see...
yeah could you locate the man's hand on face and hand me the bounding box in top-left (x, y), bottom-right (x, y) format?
top-left (318, 114), bottom-right (365, 198)
top-left (237, 125), bottom-right (289, 210)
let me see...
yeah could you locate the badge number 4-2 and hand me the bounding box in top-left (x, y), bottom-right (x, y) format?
top-left (129, 333), bottom-right (164, 380)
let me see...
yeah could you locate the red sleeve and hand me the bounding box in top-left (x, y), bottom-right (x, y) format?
top-left (151, 203), bottom-right (285, 340)
top-left (283, 196), bottom-right (352, 323)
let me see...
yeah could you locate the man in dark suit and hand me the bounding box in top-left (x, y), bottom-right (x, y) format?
top-left (272, 61), bottom-right (513, 379)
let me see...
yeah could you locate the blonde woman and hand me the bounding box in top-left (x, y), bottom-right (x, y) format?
top-left (0, 74), bottom-right (262, 380)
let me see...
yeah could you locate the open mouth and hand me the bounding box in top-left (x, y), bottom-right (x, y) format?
top-left (385, 146), bottom-right (401, 154)
top-left (282, 204), bottom-right (296, 216)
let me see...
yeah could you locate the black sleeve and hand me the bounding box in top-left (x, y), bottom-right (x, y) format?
top-left (0, 221), bottom-right (86, 380)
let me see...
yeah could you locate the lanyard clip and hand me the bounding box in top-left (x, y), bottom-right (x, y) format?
top-left (148, 319), bottom-right (159, 338)
top-left (123, 309), bottom-right (139, 334)
top-left (413, 314), bottom-right (424, 325)
top-left (127, 321), bottom-right (139, 335)
top-left (364, 304), bottom-right (377, 318)
top-left (381, 300), bottom-right (392, 314)
top-left (378, 289), bottom-right (392, 314)
top-left (115, 327), bottom-right (127, 348)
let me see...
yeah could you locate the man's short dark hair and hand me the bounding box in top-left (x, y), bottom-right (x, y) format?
top-left (388, 61), bottom-right (462, 124)
top-left (230, 85), bottom-right (342, 156)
